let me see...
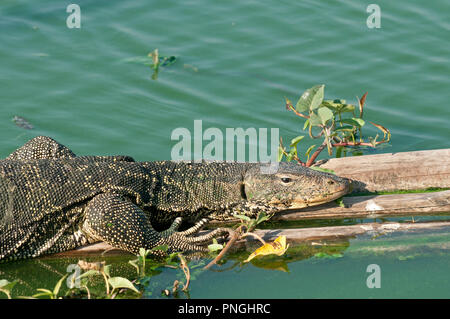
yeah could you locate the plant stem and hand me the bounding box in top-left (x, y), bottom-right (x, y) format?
top-left (288, 105), bottom-right (309, 119)
top-left (178, 254), bottom-right (190, 291)
top-left (101, 272), bottom-right (110, 295)
top-left (203, 226), bottom-right (243, 270)
top-left (331, 140), bottom-right (388, 147)
top-left (306, 141), bottom-right (327, 167)
top-left (240, 232), bottom-right (266, 245)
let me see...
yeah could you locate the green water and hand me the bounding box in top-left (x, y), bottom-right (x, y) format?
top-left (0, 0), bottom-right (449, 298)
top-left (2, 229), bottom-right (450, 298)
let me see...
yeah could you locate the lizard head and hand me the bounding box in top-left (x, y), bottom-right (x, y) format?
top-left (241, 162), bottom-right (350, 213)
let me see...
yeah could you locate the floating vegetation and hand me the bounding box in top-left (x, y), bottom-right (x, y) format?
top-left (125, 51), bottom-right (177, 69)
top-left (124, 49), bottom-right (177, 80)
top-left (313, 252), bottom-right (344, 259)
top-left (12, 116), bottom-right (33, 130)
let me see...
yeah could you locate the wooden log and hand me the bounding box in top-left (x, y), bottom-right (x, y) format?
top-left (53, 242), bottom-right (130, 257)
top-left (273, 190), bottom-right (450, 221)
top-left (56, 220), bottom-right (450, 256)
top-left (316, 148), bottom-right (450, 193)
top-left (247, 221), bottom-right (450, 243)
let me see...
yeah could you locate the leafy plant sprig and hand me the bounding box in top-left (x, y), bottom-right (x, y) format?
top-left (280, 85), bottom-right (391, 167)
top-left (203, 211), bottom-right (279, 269)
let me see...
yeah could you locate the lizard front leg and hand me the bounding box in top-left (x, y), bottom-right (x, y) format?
top-left (82, 193), bottom-right (228, 254)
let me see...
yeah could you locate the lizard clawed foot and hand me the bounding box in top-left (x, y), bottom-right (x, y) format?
top-left (157, 218), bottom-right (229, 253)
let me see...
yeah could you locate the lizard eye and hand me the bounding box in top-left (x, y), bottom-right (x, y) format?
top-left (280, 177), bottom-right (292, 183)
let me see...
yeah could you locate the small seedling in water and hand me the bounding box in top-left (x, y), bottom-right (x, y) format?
top-left (31, 275), bottom-right (67, 299)
top-left (148, 49), bottom-right (160, 70)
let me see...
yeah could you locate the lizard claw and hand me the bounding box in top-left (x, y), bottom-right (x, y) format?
top-left (158, 218), bottom-right (229, 253)
top-left (159, 217), bottom-right (183, 237)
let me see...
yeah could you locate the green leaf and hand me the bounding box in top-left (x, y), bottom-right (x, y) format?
top-left (108, 277), bottom-right (140, 294)
top-left (32, 292), bottom-right (52, 298)
top-left (36, 288), bottom-right (53, 294)
top-left (352, 118), bottom-right (365, 127)
top-left (128, 259), bottom-right (139, 273)
top-left (335, 197), bottom-right (345, 207)
top-left (341, 118), bottom-right (365, 127)
top-left (290, 135), bottom-right (304, 148)
top-left (339, 104), bottom-right (356, 113)
top-left (334, 125), bottom-right (355, 132)
top-left (296, 85), bottom-right (325, 112)
top-left (53, 275), bottom-right (67, 297)
top-left (233, 214), bottom-right (252, 222)
top-left (103, 265), bottom-right (111, 278)
top-left (317, 107), bottom-right (334, 125)
top-left (286, 147), bottom-right (297, 162)
top-left (305, 144), bottom-right (316, 158)
top-left (208, 243), bottom-right (224, 252)
top-left (321, 100), bottom-right (338, 109)
top-left (303, 119), bottom-right (310, 130)
top-left (309, 112), bottom-right (322, 126)
top-left (369, 134), bottom-right (379, 147)
top-left (255, 211), bottom-right (270, 225)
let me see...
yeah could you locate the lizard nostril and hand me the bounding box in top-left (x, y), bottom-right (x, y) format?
top-left (327, 180), bottom-right (335, 185)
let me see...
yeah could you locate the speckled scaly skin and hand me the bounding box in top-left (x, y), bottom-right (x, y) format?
top-left (0, 136), bottom-right (350, 262)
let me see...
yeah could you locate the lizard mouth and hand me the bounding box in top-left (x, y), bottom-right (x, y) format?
top-left (288, 184), bottom-right (350, 209)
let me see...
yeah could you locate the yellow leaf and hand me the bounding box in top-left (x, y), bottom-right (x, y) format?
top-left (244, 236), bottom-right (289, 263)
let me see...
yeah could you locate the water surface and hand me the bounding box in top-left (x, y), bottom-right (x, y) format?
top-left (0, 0), bottom-right (449, 298)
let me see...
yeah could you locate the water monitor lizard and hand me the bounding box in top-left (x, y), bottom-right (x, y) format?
top-left (0, 136), bottom-right (350, 262)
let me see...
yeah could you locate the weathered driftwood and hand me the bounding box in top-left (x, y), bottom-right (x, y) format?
top-left (57, 220), bottom-right (450, 256)
top-left (247, 221), bottom-right (450, 243)
top-left (54, 242), bottom-right (128, 257)
top-left (316, 148), bottom-right (450, 193)
top-left (273, 190), bottom-right (450, 221)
